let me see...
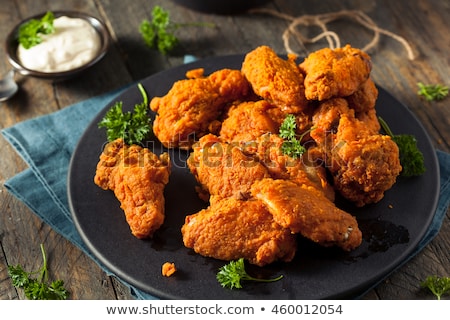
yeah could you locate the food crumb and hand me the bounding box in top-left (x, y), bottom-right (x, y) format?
top-left (186, 68), bottom-right (204, 79)
top-left (162, 262), bottom-right (176, 277)
top-left (388, 204), bottom-right (394, 209)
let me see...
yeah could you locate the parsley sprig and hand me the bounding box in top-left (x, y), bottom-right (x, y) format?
top-left (279, 114), bottom-right (312, 159)
top-left (378, 117), bottom-right (425, 177)
top-left (217, 258), bottom-right (283, 289)
top-left (18, 11), bottom-right (55, 49)
top-left (8, 244), bottom-right (69, 300)
top-left (98, 83), bottom-right (152, 145)
top-left (421, 275), bottom-right (450, 300)
top-left (417, 82), bottom-right (449, 101)
top-left (139, 6), bottom-right (214, 55)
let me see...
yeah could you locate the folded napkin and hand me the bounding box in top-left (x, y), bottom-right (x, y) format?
top-left (2, 88), bottom-right (450, 300)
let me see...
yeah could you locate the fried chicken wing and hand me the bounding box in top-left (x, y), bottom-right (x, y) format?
top-left (94, 138), bottom-right (171, 238)
top-left (181, 196), bottom-right (297, 266)
top-left (300, 45), bottom-right (372, 101)
top-left (242, 45), bottom-right (308, 113)
top-left (252, 133), bottom-right (335, 201)
top-left (150, 68), bottom-right (251, 149)
top-left (346, 78), bottom-right (380, 133)
top-left (187, 134), bottom-right (270, 200)
top-left (251, 178), bottom-right (362, 251)
top-left (310, 98), bottom-right (401, 206)
top-left (219, 100), bottom-right (279, 143)
top-left (345, 78), bottom-right (378, 113)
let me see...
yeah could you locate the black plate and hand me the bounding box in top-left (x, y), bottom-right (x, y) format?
top-left (68, 55), bottom-right (439, 299)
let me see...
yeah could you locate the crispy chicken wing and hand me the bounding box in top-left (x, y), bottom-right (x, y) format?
top-left (300, 45), bottom-right (372, 101)
top-left (251, 178), bottom-right (362, 251)
top-left (346, 78), bottom-right (380, 133)
top-left (219, 100), bottom-right (279, 143)
top-left (150, 68), bottom-right (251, 149)
top-left (241, 45), bottom-right (308, 113)
top-left (94, 138), bottom-right (171, 238)
top-left (187, 134), bottom-right (270, 200)
top-left (310, 98), bottom-right (401, 206)
top-left (253, 133), bottom-right (335, 201)
top-left (181, 196), bottom-right (297, 266)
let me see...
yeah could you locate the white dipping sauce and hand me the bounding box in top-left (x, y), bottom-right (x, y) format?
top-left (17, 16), bottom-right (101, 73)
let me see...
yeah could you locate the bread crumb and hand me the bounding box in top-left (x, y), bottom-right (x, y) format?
top-left (162, 262), bottom-right (176, 277)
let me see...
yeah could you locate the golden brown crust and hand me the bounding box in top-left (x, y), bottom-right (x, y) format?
top-left (242, 45), bottom-right (308, 113)
top-left (150, 69), bottom-right (251, 149)
top-left (181, 196), bottom-right (297, 266)
top-left (187, 134), bottom-right (270, 200)
top-left (310, 99), bottom-right (401, 206)
top-left (251, 178), bottom-right (362, 251)
top-left (94, 138), bottom-right (171, 238)
top-left (300, 44), bottom-right (372, 101)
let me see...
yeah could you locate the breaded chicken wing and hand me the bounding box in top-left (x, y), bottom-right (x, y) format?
top-left (251, 178), bottom-right (362, 251)
top-left (94, 138), bottom-right (171, 238)
top-left (187, 134), bottom-right (270, 200)
top-left (219, 100), bottom-right (279, 143)
top-left (346, 78), bottom-right (380, 133)
top-left (150, 68), bottom-right (251, 149)
top-left (253, 133), bottom-right (335, 202)
top-left (300, 45), bottom-right (371, 101)
top-left (181, 196), bottom-right (297, 266)
top-left (310, 98), bottom-right (401, 206)
top-left (242, 45), bottom-right (308, 113)
top-left (345, 78), bottom-right (378, 113)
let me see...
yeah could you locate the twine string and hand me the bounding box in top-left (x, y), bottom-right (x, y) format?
top-left (250, 9), bottom-right (415, 60)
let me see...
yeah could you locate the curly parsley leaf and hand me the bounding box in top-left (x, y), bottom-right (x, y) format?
top-left (279, 114), bottom-right (313, 159)
top-left (139, 6), bottom-right (214, 55)
top-left (8, 244), bottom-right (69, 300)
top-left (217, 258), bottom-right (283, 289)
top-left (417, 82), bottom-right (449, 101)
top-left (18, 11), bottom-right (55, 49)
top-left (98, 83), bottom-right (151, 145)
top-left (421, 275), bottom-right (450, 300)
top-left (378, 117), bottom-right (425, 177)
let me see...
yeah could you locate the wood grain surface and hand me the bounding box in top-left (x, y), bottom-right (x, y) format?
top-left (0, 0), bottom-right (448, 300)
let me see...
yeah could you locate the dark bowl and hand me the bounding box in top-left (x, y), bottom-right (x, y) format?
top-left (5, 11), bottom-right (110, 81)
top-left (171, 0), bottom-right (272, 14)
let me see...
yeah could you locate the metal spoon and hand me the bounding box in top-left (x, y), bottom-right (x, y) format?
top-left (0, 70), bottom-right (18, 102)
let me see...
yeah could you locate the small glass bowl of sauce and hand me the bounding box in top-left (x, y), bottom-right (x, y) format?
top-left (5, 11), bottom-right (110, 81)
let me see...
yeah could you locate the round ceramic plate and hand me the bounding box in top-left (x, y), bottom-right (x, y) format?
top-left (68, 55), bottom-right (439, 299)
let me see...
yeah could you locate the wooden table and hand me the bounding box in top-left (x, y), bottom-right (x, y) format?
top-left (1, 0), bottom-right (448, 300)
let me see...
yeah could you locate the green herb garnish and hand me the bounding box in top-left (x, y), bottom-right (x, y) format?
top-left (421, 275), bottom-right (450, 300)
top-left (279, 114), bottom-right (313, 159)
top-left (18, 11), bottom-right (55, 49)
top-left (8, 243), bottom-right (69, 300)
top-left (216, 258), bottom-right (283, 289)
top-left (139, 6), bottom-right (214, 55)
top-left (98, 83), bottom-right (151, 145)
top-left (378, 117), bottom-right (425, 177)
top-left (417, 82), bottom-right (449, 101)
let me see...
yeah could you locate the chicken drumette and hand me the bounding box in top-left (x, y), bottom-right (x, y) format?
top-left (94, 138), bottom-right (171, 238)
top-left (182, 196), bottom-right (297, 267)
top-left (251, 178), bottom-right (362, 251)
top-left (310, 98), bottom-right (401, 206)
top-left (150, 68), bottom-right (251, 149)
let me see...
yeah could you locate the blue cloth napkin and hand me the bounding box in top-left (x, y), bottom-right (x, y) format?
top-left (1, 87), bottom-right (156, 300)
top-left (2, 88), bottom-right (450, 300)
